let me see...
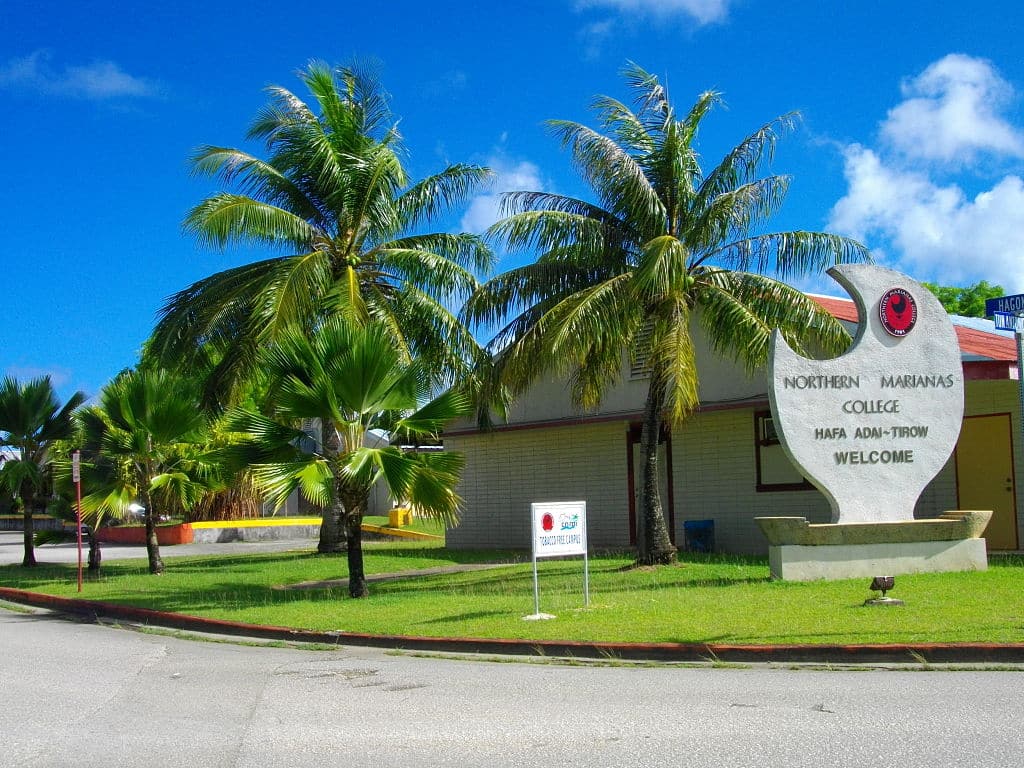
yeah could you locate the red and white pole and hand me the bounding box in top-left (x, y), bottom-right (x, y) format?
top-left (73, 450), bottom-right (82, 592)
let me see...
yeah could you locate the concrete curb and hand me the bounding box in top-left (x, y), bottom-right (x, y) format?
top-left (4, 586), bottom-right (1024, 664)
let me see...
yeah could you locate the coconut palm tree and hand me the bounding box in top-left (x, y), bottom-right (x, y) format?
top-left (228, 317), bottom-right (470, 597)
top-left (466, 64), bottom-right (870, 565)
top-left (75, 369), bottom-right (219, 574)
top-left (0, 376), bottom-right (86, 566)
top-left (149, 61), bottom-right (493, 408)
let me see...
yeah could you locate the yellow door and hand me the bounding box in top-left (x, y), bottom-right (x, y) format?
top-left (956, 414), bottom-right (1019, 550)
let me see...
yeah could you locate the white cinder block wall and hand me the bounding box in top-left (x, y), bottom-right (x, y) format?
top-left (671, 409), bottom-right (831, 554)
top-left (446, 421), bottom-right (630, 550)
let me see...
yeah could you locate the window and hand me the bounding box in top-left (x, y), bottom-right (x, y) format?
top-left (754, 411), bottom-right (814, 492)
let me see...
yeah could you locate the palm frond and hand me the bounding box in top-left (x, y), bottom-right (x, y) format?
top-left (184, 194), bottom-right (319, 251)
top-left (381, 232), bottom-right (494, 276)
top-left (190, 145), bottom-right (326, 228)
top-left (709, 231), bottom-right (871, 279)
top-left (405, 451), bottom-right (465, 526)
top-left (255, 250), bottom-right (335, 339)
top-left (372, 245), bottom-right (481, 298)
top-left (698, 271), bottom-right (851, 371)
top-left (488, 207), bottom-right (615, 258)
top-left (546, 119), bottom-right (663, 233)
top-left (648, 300), bottom-right (699, 424)
top-left (395, 390), bottom-right (472, 438)
top-left (685, 176), bottom-right (791, 256)
top-left (395, 164), bottom-right (494, 229)
top-left (251, 457), bottom-right (333, 510)
top-left (694, 113), bottom-right (799, 209)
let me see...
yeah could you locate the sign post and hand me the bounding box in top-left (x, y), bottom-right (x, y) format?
top-left (526, 501), bottom-right (588, 620)
top-left (72, 450), bottom-right (82, 593)
top-left (986, 295), bottom-right (1024, 466)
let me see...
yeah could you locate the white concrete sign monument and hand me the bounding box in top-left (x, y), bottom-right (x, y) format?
top-left (769, 264), bottom-right (964, 523)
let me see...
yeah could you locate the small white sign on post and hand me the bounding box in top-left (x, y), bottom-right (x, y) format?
top-left (525, 501), bottom-right (589, 620)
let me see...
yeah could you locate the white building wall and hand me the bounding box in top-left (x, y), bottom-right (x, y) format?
top-left (446, 421), bottom-right (630, 549)
top-left (467, 321), bottom-right (767, 432)
top-left (670, 408), bottom-right (831, 554)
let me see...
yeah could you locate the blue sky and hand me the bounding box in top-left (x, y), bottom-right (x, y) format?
top-left (3, 0), bottom-right (1023, 402)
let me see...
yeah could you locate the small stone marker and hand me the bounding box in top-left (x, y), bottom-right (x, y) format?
top-left (769, 265), bottom-right (964, 523)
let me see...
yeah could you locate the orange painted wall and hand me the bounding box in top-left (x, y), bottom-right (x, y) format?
top-left (97, 524), bottom-right (194, 545)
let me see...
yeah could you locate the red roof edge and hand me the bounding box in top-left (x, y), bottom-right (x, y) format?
top-left (811, 295), bottom-right (1017, 363)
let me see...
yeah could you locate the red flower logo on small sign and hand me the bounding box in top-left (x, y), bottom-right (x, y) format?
top-left (879, 288), bottom-right (918, 337)
top-left (542, 513), bottom-right (554, 532)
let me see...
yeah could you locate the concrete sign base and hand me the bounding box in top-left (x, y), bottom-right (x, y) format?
top-left (767, 538), bottom-right (988, 581)
top-left (757, 511), bottom-right (991, 581)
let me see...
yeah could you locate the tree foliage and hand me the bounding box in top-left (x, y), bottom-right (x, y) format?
top-left (226, 318), bottom-right (471, 597)
top-left (922, 280), bottom-right (1004, 318)
top-left (468, 63), bottom-right (870, 564)
top-left (150, 61), bottom-right (494, 408)
top-left (0, 376), bottom-right (86, 566)
top-left (70, 369), bottom-right (219, 574)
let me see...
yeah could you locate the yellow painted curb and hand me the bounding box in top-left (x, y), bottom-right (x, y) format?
top-left (190, 518), bottom-right (322, 529)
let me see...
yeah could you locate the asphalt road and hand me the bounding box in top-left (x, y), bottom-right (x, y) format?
top-left (2, 608), bottom-right (1022, 768)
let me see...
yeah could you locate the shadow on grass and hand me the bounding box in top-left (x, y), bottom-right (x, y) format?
top-left (416, 610), bottom-right (510, 624)
top-left (363, 562), bottom-right (772, 600)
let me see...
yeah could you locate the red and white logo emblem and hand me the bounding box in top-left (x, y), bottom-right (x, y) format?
top-left (879, 288), bottom-right (917, 337)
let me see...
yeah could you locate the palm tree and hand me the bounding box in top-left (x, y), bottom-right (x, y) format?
top-left (0, 377), bottom-right (86, 567)
top-left (75, 369), bottom-right (218, 574)
top-left (228, 317), bottom-right (470, 597)
top-left (467, 64), bottom-right (870, 565)
top-left (150, 61), bottom-right (493, 408)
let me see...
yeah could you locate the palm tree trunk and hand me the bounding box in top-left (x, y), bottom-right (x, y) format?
top-left (317, 500), bottom-right (346, 554)
top-left (343, 501), bottom-right (368, 598)
top-left (87, 537), bottom-right (102, 573)
top-left (318, 419), bottom-right (346, 554)
top-left (143, 484), bottom-right (164, 575)
top-left (20, 493), bottom-right (36, 567)
top-left (637, 375), bottom-right (677, 566)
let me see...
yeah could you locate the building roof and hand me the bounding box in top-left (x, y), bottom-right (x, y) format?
top-left (811, 295), bottom-right (1018, 364)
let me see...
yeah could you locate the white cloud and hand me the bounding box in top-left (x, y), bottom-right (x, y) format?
top-left (576, 0), bottom-right (731, 25)
top-left (460, 158), bottom-right (548, 234)
top-left (881, 54), bottom-right (1024, 165)
top-left (579, 20), bottom-right (615, 61)
top-left (826, 55), bottom-right (1024, 293)
top-left (0, 50), bottom-right (155, 100)
top-left (423, 69), bottom-right (469, 97)
top-left (828, 145), bottom-right (1024, 292)
top-left (5, 364), bottom-right (71, 390)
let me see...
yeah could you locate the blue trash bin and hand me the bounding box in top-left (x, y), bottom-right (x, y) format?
top-left (683, 519), bottom-right (715, 553)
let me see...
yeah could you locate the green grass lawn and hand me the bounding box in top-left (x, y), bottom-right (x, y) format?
top-left (2, 544), bottom-right (1023, 646)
